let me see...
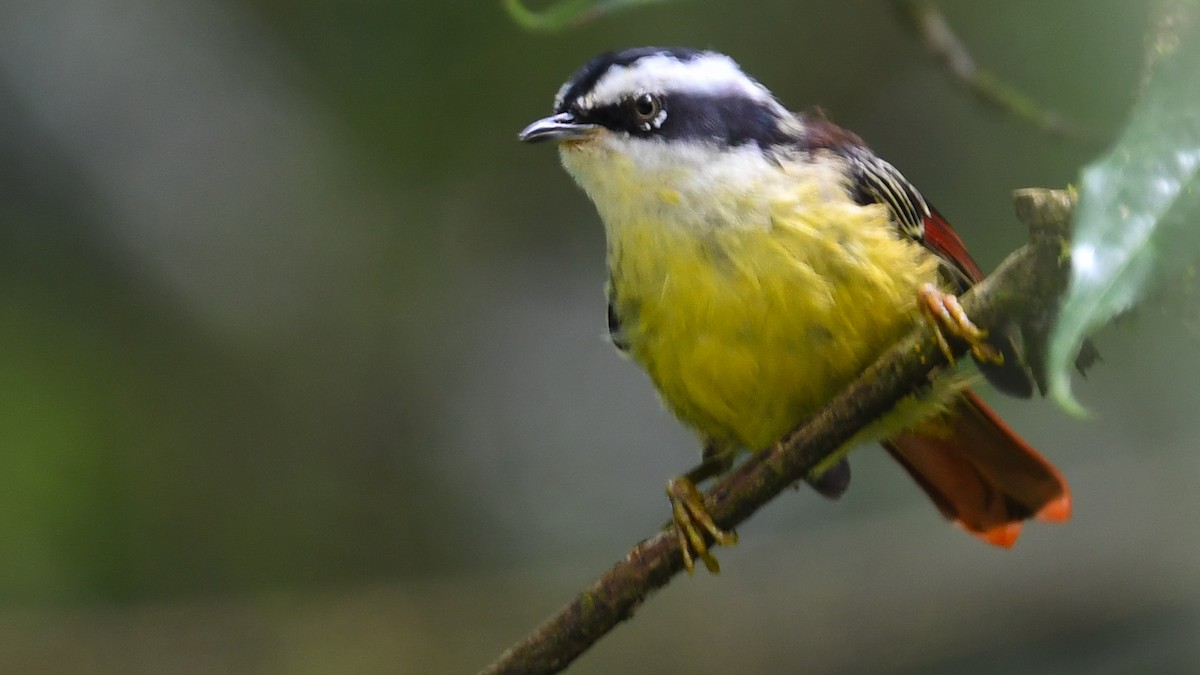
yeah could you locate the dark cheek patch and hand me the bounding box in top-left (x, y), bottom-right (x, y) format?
top-left (577, 103), bottom-right (632, 133)
top-left (574, 93), bottom-right (789, 149)
top-left (660, 94), bottom-right (786, 147)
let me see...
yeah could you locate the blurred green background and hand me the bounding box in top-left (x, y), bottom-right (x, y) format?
top-left (2, 1), bottom-right (1198, 673)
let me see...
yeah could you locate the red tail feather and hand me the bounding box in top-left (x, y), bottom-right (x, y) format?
top-left (883, 390), bottom-right (1070, 547)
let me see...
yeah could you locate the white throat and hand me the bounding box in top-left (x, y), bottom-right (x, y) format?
top-left (560, 136), bottom-right (848, 235)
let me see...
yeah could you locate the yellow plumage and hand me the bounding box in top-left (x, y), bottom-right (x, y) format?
top-left (571, 148), bottom-right (940, 453)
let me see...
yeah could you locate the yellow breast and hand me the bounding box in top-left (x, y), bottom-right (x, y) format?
top-left (608, 180), bottom-right (940, 451)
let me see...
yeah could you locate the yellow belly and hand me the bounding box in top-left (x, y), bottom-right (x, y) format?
top-left (610, 195), bottom-right (940, 451)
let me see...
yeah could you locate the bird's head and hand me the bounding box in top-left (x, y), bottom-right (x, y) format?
top-left (520, 47), bottom-right (810, 222)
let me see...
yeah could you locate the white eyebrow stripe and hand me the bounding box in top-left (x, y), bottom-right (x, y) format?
top-left (585, 52), bottom-right (780, 110)
top-left (553, 80), bottom-right (572, 110)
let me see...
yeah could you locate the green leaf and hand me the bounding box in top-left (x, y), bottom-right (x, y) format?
top-left (503, 0), bottom-right (683, 32)
top-left (1047, 0), bottom-right (1200, 415)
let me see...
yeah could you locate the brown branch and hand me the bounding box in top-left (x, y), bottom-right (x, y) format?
top-left (479, 188), bottom-right (1077, 675)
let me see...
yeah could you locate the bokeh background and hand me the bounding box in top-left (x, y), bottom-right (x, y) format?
top-left (2, 1), bottom-right (1198, 673)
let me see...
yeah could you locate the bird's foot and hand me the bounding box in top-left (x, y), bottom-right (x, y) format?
top-left (918, 283), bottom-right (1003, 366)
top-left (666, 476), bottom-right (738, 574)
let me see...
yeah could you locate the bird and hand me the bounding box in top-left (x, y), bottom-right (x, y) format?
top-left (518, 47), bottom-right (1070, 573)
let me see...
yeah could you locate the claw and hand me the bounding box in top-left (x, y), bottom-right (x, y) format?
top-left (918, 283), bottom-right (1003, 365)
top-left (666, 476), bottom-right (738, 574)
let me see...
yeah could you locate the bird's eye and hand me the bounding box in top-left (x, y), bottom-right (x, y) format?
top-left (631, 93), bottom-right (662, 125)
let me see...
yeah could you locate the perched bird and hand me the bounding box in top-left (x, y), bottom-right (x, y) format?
top-left (519, 47), bottom-right (1070, 573)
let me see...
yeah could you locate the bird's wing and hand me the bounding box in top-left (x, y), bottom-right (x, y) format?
top-left (790, 112), bottom-right (1036, 395)
top-left (843, 148), bottom-right (983, 292)
top-left (839, 146), bottom-right (1035, 398)
top-left (792, 112), bottom-right (982, 291)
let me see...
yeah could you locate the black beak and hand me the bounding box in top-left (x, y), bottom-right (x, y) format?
top-left (518, 112), bottom-right (598, 143)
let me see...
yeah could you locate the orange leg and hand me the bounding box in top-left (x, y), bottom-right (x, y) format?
top-left (667, 449), bottom-right (739, 574)
top-left (917, 283), bottom-right (1003, 365)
